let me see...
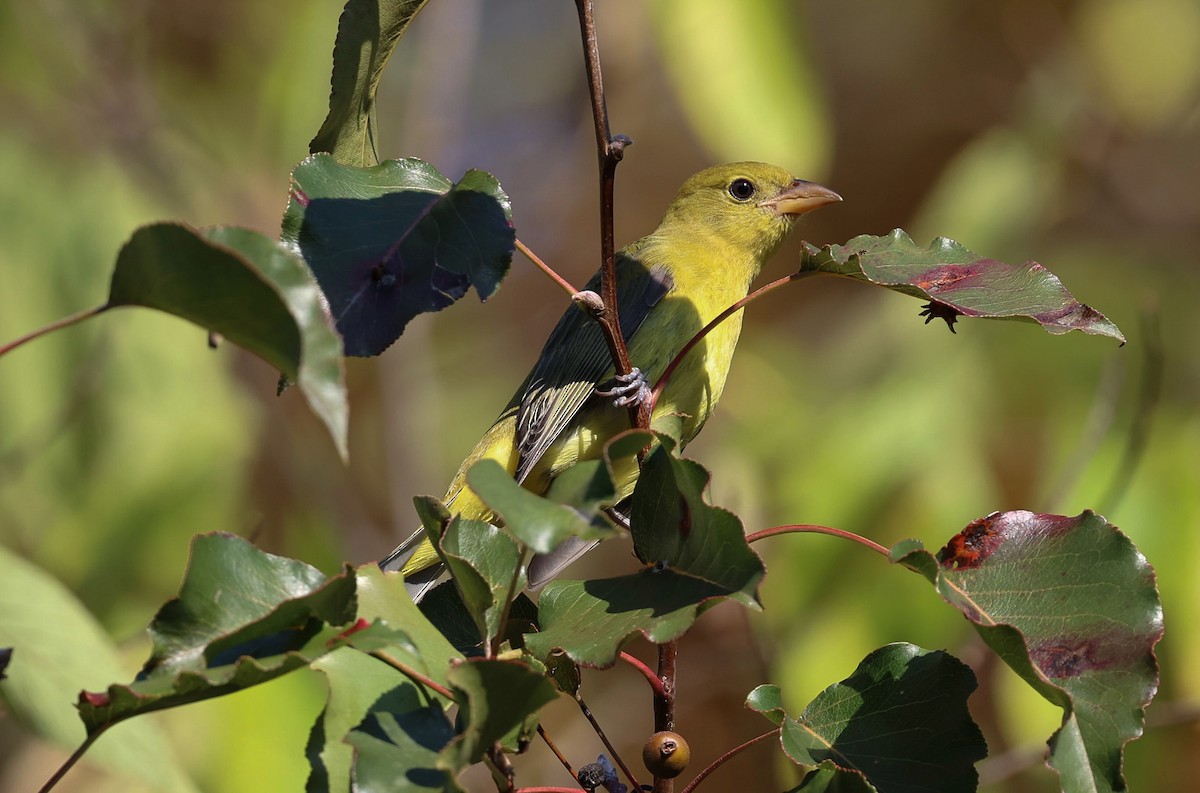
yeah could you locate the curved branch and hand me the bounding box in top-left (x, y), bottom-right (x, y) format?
top-left (678, 728), bottom-right (780, 793)
top-left (746, 524), bottom-right (890, 558)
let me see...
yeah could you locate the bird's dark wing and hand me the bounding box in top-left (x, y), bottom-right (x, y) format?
top-left (514, 250), bottom-right (673, 483)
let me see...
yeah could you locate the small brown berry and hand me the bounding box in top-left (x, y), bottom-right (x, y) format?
top-left (642, 730), bottom-right (691, 779)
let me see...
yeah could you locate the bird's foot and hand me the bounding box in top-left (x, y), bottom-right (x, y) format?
top-left (596, 367), bottom-right (651, 408)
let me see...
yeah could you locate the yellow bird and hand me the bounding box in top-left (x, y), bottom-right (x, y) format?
top-left (381, 162), bottom-right (840, 598)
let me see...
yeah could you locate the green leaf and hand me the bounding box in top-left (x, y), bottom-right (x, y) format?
top-left (78, 533), bottom-right (357, 734)
top-left (787, 762), bottom-right (878, 793)
top-left (106, 222), bottom-right (348, 459)
top-left (466, 458), bottom-right (618, 555)
top-left (418, 582), bottom-right (539, 659)
top-left (308, 566), bottom-right (463, 792)
top-left (281, 155), bottom-right (514, 357)
top-left (414, 496), bottom-right (524, 646)
top-left (892, 511), bottom-right (1163, 792)
top-left (750, 645), bottom-right (986, 793)
top-left (343, 686), bottom-right (461, 793)
top-left (630, 444), bottom-right (764, 606)
top-left (0, 546), bottom-right (199, 792)
top-left (309, 0), bottom-right (432, 166)
top-left (524, 444), bottom-right (763, 666)
top-left (438, 658), bottom-right (558, 772)
top-left (799, 229), bottom-right (1126, 343)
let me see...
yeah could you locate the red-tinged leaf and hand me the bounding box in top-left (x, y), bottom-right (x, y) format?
top-left (281, 155), bottom-right (514, 357)
top-left (891, 510), bottom-right (1162, 792)
top-left (800, 230), bottom-right (1125, 343)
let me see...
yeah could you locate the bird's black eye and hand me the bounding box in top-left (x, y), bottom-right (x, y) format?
top-left (728, 178), bottom-right (756, 201)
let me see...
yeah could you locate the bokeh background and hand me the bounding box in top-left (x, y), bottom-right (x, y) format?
top-left (1, 0), bottom-right (1198, 790)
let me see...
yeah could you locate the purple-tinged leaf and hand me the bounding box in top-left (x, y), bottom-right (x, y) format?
top-left (892, 510), bottom-right (1162, 792)
top-left (281, 155), bottom-right (514, 357)
top-left (800, 230), bottom-right (1125, 343)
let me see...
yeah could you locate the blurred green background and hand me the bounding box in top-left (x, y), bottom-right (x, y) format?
top-left (1, 0), bottom-right (1197, 790)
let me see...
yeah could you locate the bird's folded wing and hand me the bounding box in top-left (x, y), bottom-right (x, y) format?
top-left (514, 253), bottom-right (673, 483)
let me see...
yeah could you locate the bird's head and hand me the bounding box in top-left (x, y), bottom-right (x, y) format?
top-left (661, 162), bottom-right (841, 262)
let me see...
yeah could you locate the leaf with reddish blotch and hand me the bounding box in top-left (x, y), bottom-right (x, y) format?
top-left (891, 511), bottom-right (1162, 792)
top-left (281, 155), bottom-right (514, 357)
top-left (799, 230), bottom-right (1125, 343)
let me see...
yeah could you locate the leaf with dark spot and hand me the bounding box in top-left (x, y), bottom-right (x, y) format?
top-left (281, 155), bottom-right (514, 356)
top-left (800, 230), bottom-right (1125, 343)
top-left (891, 510), bottom-right (1162, 792)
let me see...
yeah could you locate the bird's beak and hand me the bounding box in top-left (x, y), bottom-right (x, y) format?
top-left (761, 180), bottom-right (842, 216)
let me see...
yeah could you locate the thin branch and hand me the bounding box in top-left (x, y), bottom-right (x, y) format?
top-left (368, 650), bottom-right (456, 701)
top-left (652, 640), bottom-right (678, 793)
top-left (576, 695), bottom-right (643, 792)
top-left (619, 651), bottom-right (669, 699)
top-left (37, 728), bottom-right (106, 793)
top-left (574, 0), bottom-right (637, 407)
top-left (651, 271), bottom-right (819, 410)
top-left (745, 523), bottom-right (890, 558)
top-left (0, 304), bottom-right (110, 358)
top-left (516, 238), bottom-right (579, 297)
top-left (538, 724), bottom-right (578, 781)
top-left (678, 728), bottom-right (780, 793)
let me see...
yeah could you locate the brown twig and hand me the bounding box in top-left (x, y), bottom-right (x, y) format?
top-left (0, 304), bottom-right (110, 358)
top-left (678, 728), bottom-right (780, 793)
top-left (537, 724), bottom-right (578, 782)
top-left (576, 695), bottom-right (643, 791)
top-left (573, 0), bottom-right (636, 398)
top-left (36, 728), bottom-right (105, 793)
top-left (652, 640), bottom-right (679, 793)
top-left (745, 523), bottom-right (890, 558)
top-left (651, 271), bottom-right (819, 411)
top-left (368, 650), bottom-right (457, 700)
top-left (516, 238), bottom-right (580, 297)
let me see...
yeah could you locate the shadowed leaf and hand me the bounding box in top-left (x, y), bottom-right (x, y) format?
top-left (749, 644), bottom-right (986, 793)
top-left (282, 155), bottom-right (514, 356)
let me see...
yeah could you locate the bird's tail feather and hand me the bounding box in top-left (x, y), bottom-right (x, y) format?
top-left (379, 528), bottom-right (446, 603)
top-left (526, 537), bottom-right (599, 590)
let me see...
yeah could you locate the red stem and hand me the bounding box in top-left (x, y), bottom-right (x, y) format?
top-left (619, 650), bottom-right (669, 699)
top-left (745, 524), bottom-right (890, 558)
top-left (651, 271), bottom-right (818, 410)
top-left (0, 304), bottom-right (110, 358)
top-left (368, 650), bottom-right (457, 700)
top-left (37, 728), bottom-right (105, 793)
top-left (678, 728), bottom-right (780, 793)
top-left (516, 238), bottom-right (579, 297)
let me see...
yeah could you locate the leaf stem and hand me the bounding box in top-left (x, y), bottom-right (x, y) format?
top-left (367, 650), bottom-right (457, 700)
top-left (0, 304), bottom-right (110, 358)
top-left (619, 650), bottom-right (669, 699)
top-left (651, 271), bottom-right (819, 410)
top-left (516, 238), bottom-right (579, 297)
top-left (678, 728), bottom-right (780, 793)
top-left (37, 728), bottom-right (105, 793)
top-left (745, 524), bottom-right (890, 558)
top-left (537, 723), bottom-right (578, 781)
top-left (576, 694), bottom-right (643, 791)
